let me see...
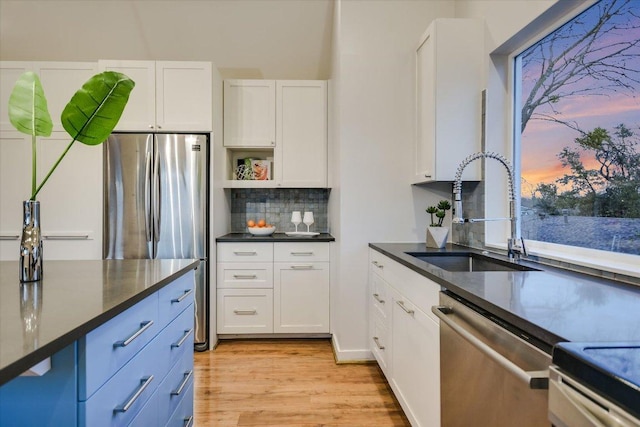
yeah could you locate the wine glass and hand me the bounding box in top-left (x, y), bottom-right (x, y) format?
top-left (291, 211), bottom-right (302, 233)
top-left (303, 212), bottom-right (314, 233)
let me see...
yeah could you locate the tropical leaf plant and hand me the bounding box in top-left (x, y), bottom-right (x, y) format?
top-left (8, 71), bottom-right (135, 200)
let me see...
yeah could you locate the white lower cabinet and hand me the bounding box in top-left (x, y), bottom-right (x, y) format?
top-left (217, 241), bottom-right (330, 335)
top-left (368, 248), bottom-right (440, 427)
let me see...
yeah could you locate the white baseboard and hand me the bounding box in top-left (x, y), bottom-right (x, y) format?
top-left (331, 335), bottom-right (374, 363)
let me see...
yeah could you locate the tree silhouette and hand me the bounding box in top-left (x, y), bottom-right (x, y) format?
top-left (520, 0), bottom-right (640, 132)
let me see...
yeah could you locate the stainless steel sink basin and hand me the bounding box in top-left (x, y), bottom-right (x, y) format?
top-left (405, 252), bottom-right (539, 272)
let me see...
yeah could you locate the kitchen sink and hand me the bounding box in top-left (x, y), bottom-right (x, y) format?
top-left (405, 252), bottom-right (540, 272)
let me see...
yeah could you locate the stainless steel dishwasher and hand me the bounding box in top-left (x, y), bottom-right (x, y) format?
top-left (432, 292), bottom-right (552, 427)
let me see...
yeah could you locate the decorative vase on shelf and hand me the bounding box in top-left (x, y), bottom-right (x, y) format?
top-left (19, 200), bottom-right (43, 282)
top-left (426, 226), bottom-right (449, 249)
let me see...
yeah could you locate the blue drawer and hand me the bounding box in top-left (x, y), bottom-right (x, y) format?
top-left (158, 271), bottom-right (195, 331)
top-left (128, 387), bottom-right (159, 427)
top-left (166, 382), bottom-right (194, 427)
top-left (78, 293), bottom-right (159, 400)
top-left (157, 345), bottom-right (194, 424)
top-left (78, 327), bottom-right (164, 427)
top-left (152, 302), bottom-right (194, 380)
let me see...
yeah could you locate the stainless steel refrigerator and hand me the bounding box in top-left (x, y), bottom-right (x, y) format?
top-left (103, 133), bottom-right (209, 351)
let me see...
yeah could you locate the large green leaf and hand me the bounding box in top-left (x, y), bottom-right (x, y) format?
top-left (61, 71), bottom-right (135, 145)
top-left (8, 71), bottom-right (53, 137)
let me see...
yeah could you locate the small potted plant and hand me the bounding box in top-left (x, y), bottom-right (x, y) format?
top-left (426, 200), bottom-right (451, 248)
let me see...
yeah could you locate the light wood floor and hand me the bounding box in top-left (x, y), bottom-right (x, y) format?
top-left (194, 339), bottom-right (410, 426)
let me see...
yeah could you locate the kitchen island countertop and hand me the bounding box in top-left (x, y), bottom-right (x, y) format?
top-left (0, 259), bottom-right (198, 386)
top-left (369, 243), bottom-right (640, 351)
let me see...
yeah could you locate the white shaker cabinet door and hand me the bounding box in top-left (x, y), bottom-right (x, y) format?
top-left (99, 60), bottom-right (157, 131)
top-left (156, 61), bottom-right (212, 132)
top-left (275, 80), bottom-right (327, 187)
top-left (223, 79), bottom-right (276, 147)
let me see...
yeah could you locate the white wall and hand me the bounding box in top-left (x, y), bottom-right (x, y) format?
top-left (0, 0), bottom-right (334, 80)
top-left (329, 0), bottom-right (455, 360)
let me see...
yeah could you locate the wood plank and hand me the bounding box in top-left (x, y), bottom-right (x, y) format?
top-left (194, 339), bottom-right (410, 426)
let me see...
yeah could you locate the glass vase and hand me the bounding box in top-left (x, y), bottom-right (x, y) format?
top-left (19, 200), bottom-right (43, 282)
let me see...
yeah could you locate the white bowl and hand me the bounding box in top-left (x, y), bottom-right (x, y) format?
top-left (247, 226), bottom-right (276, 236)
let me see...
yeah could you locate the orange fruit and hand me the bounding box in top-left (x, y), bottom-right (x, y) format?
top-left (247, 220), bottom-right (255, 227)
top-left (258, 219), bottom-right (266, 227)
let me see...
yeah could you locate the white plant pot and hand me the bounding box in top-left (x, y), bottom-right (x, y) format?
top-left (426, 227), bottom-right (449, 249)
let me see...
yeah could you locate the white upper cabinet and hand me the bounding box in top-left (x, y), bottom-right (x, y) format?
top-left (414, 18), bottom-right (484, 184)
top-left (0, 62), bottom-right (98, 133)
top-left (99, 60), bottom-right (212, 132)
top-left (276, 80), bottom-right (327, 188)
top-left (224, 80), bottom-right (276, 147)
top-left (223, 79), bottom-right (327, 188)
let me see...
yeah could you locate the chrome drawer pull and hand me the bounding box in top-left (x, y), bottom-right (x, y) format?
top-left (373, 293), bottom-right (385, 304)
top-left (113, 320), bottom-right (154, 347)
top-left (43, 234), bottom-right (89, 240)
top-left (373, 336), bottom-right (385, 350)
top-left (233, 250), bottom-right (257, 255)
top-left (396, 301), bottom-right (414, 315)
top-left (183, 416), bottom-right (194, 427)
top-left (290, 251), bottom-right (314, 256)
top-left (233, 274), bottom-right (258, 279)
top-left (291, 264), bottom-right (313, 270)
top-left (0, 235), bottom-right (19, 240)
top-left (114, 375), bottom-right (154, 413)
top-left (234, 309), bottom-right (257, 315)
top-left (171, 370), bottom-right (194, 396)
top-left (171, 289), bottom-right (193, 303)
top-left (172, 328), bottom-right (194, 348)
top-left (372, 261), bottom-right (384, 269)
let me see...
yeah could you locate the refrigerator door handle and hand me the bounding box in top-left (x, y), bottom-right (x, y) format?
top-left (144, 152), bottom-right (152, 243)
top-left (153, 147), bottom-right (161, 248)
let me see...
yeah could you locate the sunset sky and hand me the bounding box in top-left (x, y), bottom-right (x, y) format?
top-left (519, 0), bottom-right (640, 198)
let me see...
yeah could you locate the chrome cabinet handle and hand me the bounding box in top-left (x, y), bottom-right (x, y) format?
top-left (234, 309), bottom-right (257, 315)
top-left (172, 328), bottom-right (194, 348)
top-left (290, 251), bottom-right (313, 256)
top-left (113, 320), bottom-right (154, 347)
top-left (432, 305), bottom-right (549, 389)
top-left (183, 416), bottom-right (194, 427)
top-left (114, 375), bottom-right (154, 412)
top-left (233, 274), bottom-right (258, 279)
top-left (373, 336), bottom-right (385, 350)
top-left (291, 264), bottom-right (313, 270)
top-left (372, 261), bottom-right (384, 269)
top-left (43, 234), bottom-right (89, 240)
top-left (373, 293), bottom-right (385, 304)
top-left (396, 301), bottom-right (414, 315)
top-left (171, 370), bottom-right (193, 396)
top-left (171, 289), bottom-right (193, 303)
top-left (0, 235), bottom-right (19, 240)
top-left (233, 250), bottom-right (257, 256)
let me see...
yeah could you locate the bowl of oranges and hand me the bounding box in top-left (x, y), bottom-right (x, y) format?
top-left (246, 219), bottom-right (276, 236)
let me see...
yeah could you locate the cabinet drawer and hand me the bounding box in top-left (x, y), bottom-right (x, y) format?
top-left (157, 343), bottom-right (194, 424)
top-left (371, 316), bottom-right (390, 376)
top-left (369, 249), bottom-right (389, 281)
top-left (218, 242), bottom-right (273, 262)
top-left (217, 262), bottom-right (273, 289)
top-left (158, 270), bottom-right (195, 330)
top-left (370, 273), bottom-right (391, 320)
top-left (166, 382), bottom-right (194, 427)
top-left (274, 242), bottom-right (329, 262)
top-left (78, 331), bottom-right (164, 427)
top-left (217, 288), bottom-right (273, 334)
top-left (78, 293), bottom-right (159, 400)
top-left (155, 303), bottom-right (195, 377)
top-left (128, 387), bottom-right (159, 427)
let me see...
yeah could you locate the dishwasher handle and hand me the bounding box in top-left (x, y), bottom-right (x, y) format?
top-left (432, 305), bottom-right (549, 390)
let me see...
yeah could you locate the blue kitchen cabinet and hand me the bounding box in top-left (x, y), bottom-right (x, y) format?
top-left (0, 269), bottom-right (195, 427)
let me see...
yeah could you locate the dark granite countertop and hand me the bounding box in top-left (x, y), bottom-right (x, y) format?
top-left (217, 232), bottom-right (335, 242)
top-left (0, 259), bottom-right (198, 386)
top-left (369, 243), bottom-right (640, 352)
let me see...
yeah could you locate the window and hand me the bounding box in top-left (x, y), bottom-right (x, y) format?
top-left (514, 0), bottom-right (640, 257)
